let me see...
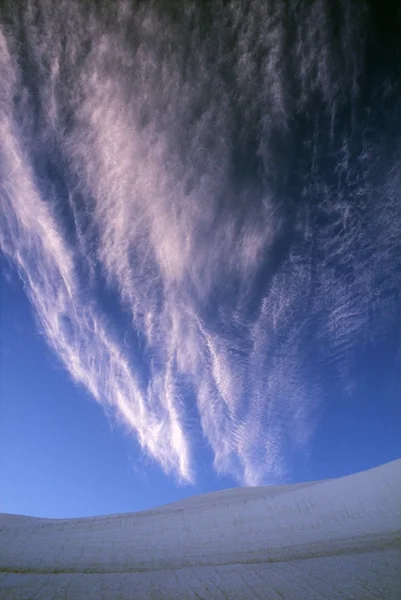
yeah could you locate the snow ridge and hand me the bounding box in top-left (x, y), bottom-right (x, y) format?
top-left (1, 459), bottom-right (401, 598)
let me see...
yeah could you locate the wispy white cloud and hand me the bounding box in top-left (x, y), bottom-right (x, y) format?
top-left (0, 29), bottom-right (191, 481)
top-left (1, 0), bottom-right (400, 485)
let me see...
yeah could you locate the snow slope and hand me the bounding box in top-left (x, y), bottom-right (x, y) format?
top-left (1, 459), bottom-right (400, 599)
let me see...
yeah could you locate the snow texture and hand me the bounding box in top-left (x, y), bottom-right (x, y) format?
top-left (1, 459), bottom-right (401, 599)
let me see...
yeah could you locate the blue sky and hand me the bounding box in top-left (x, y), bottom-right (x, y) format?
top-left (1, 262), bottom-right (237, 517)
top-left (2, 264), bottom-right (399, 519)
top-left (1, 0), bottom-right (401, 518)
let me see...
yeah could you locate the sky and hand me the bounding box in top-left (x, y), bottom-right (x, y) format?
top-left (1, 0), bottom-right (401, 519)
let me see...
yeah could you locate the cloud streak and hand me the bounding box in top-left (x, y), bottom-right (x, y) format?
top-left (0, 28), bottom-right (191, 480)
top-left (1, 0), bottom-right (401, 484)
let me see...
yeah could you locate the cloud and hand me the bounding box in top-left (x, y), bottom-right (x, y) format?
top-left (1, 0), bottom-right (401, 485)
top-left (0, 28), bottom-right (191, 481)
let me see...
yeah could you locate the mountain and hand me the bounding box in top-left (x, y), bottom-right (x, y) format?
top-left (1, 459), bottom-right (400, 599)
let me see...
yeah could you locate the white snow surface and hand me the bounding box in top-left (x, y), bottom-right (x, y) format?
top-left (1, 459), bottom-right (401, 599)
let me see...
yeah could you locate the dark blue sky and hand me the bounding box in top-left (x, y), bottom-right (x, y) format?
top-left (1, 0), bottom-right (401, 517)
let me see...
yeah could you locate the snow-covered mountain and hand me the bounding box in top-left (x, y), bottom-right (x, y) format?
top-left (1, 459), bottom-right (400, 599)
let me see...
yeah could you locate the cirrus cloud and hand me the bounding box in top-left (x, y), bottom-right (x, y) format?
top-left (1, 0), bottom-right (400, 485)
